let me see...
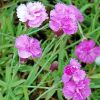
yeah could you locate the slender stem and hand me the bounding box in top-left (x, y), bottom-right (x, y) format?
top-left (78, 23), bottom-right (86, 40)
top-left (28, 86), bottom-right (50, 89)
top-left (28, 24), bottom-right (49, 35)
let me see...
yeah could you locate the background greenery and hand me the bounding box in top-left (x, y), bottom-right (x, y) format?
top-left (0, 0), bottom-right (100, 100)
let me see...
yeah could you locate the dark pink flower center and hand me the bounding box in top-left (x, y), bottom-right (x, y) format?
top-left (64, 66), bottom-right (75, 75)
top-left (83, 46), bottom-right (91, 51)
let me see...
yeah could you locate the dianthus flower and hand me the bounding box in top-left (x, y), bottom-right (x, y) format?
top-left (62, 58), bottom-right (91, 99)
top-left (62, 58), bottom-right (85, 83)
top-left (49, 3), bottom-right (84, 35)
top-left (15, 34), bottom-right (42, 60)
top-left (63, 78), bottom-right (91, 100)
top-left (17, 2), bottom-right (48, 28)
top-left (75, 39), bottom-right (100, 64)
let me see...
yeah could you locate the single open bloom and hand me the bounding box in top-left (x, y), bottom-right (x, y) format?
top-left (17, 2), bottom-right (48, 28)
top-left (63, 78), bottom-right (91, 100)
top-left (49, 3), bottom-right (84, 35)
top-left (62, 66), bottom-right (86, 83)
top-left (62, 58), bottom-right (86, 83)
top-left (75, 39), bottom-right (100, 64)
top-left (15, 34), bottom-right (42, 60)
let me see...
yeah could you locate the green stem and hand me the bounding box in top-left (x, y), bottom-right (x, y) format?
top-left (78, 23), bottom-right (86, 39)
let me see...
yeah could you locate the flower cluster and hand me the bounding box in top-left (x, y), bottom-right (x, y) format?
top-left (15, 34), bottom-right (42, 62)
top-left (15, 2), bottom-right (93, 99)
top-left (17, 2), bottom-right (48, 28)
top-left (62, 58), bottom-right (91, 100)
top-left (75, 39), bottom-right (100, 64)
top-left (49, 3), bottom-right (84, 35)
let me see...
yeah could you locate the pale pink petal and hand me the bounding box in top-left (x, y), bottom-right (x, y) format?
top-left (63, 81), bottom-right (76, 99)
top-left (73, 70), bottom-right (86, 82)
top-left (62, 73), bottom-right (71, 83)
top-left (15, 34), bottom-right (29, 50)
top-left (49, 20), bottom-right (61, 32)
top-left (68, 5), bottom-right (84, 22)
top-left (93, 46), bottom-right (100, 57)
top-left (70, 58), bottom-right (81, 68)
top-left (18, 50), bottom-right (31, 58)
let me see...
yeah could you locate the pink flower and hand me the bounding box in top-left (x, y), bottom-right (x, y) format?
top-left (49, 3), bottom-right (84, 35)
top-left (62, 67), bottom-right (86, 83)
top-left (17, 2), bottom-right (48, 28)
top-left (62, 58), bottom-right (85, 83)
top-left (75, 39), bottom-right (100, 64)
top-left (63, 78), bottom-right (91, 100)
top-left (15, 34), bottom-right (42, 60)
